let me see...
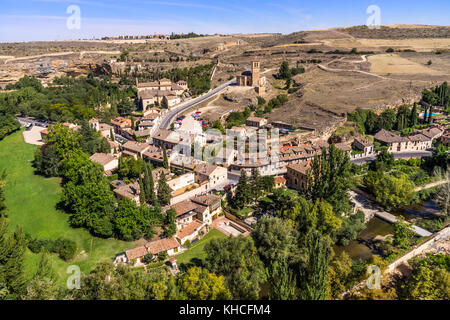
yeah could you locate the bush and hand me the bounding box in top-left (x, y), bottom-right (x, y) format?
top-left (158, 251), bottom-right (168, 261)
top-left (26, 237), bottom-right (77, 261)
top-left (143, 253), bottom-right (154, 264)
top-left (184, 240), bottom-right (192, 249)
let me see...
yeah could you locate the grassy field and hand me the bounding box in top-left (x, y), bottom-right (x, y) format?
top-left (176, 229), bottom-right (227, 268)
top-left (0, 130), bottom-right (140, 287)
top-left (368, 53), bottom-right (444, 75)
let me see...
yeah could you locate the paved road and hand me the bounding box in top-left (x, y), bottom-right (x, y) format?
top-left (158, 78), bottom-right (236, 130)
top-left (351, 151), bottom-right (432, 165)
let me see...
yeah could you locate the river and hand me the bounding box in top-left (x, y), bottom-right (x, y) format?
top-left (334, 200), bottom-right (439, 261)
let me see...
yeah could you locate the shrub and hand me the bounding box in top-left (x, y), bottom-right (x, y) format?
top-left (184, 240), bottom-right (192, 249)
top-left (159, 251), bottom-right (168, 261)
top-left (143, 253), bottom-right (154, 264)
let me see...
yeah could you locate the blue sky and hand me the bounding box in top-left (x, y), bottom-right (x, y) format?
top-left (0, 0), bottom-right (449, 42)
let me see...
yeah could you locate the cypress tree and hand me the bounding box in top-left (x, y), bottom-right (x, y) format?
top-left (139, 175), bottom-right (146, 205)
top-left (157, 173), bottom-right (172, 206)
top-left (162, 145), bottom-right (169, 169)
top-left (409, 103), bottom-right (418, 127)
top-left (144, 163), bottom-right (156, 204)
top-left (233, 170), bottom-right (251, 209)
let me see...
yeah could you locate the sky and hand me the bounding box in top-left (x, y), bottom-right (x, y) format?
top-left (0, 0), bottom-right (449, 42)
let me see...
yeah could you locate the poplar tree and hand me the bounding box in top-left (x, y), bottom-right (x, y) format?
top-left (299, 231), bottom-right (331, 300)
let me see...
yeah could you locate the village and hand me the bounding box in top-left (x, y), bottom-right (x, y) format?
top-left (14, 59), bottom-right (448, 275)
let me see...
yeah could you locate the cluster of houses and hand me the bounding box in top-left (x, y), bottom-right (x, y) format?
top-left (374, 127), bottom-right (444, 152)
top-left (137, 78), bottom-right (188, 110)
top-left (123, 193), bottom-right (222, 266)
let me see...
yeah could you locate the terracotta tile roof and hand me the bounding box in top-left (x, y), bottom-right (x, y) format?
top-left (194, 162), bottom-right (218, 177)
top-left (408, 133), bottom-right (430, 142)
top-left (125, 246), bottom-right (148, 260)
top-left (139, 90), bottom-right (156, 100)
top-left (374, 129), bottom-right (406, 143)
top-left (418, 127), bottom-right (442, 139)
top-left (274, 176), bottom-right (286, 184)
top-left (335, 143), bottom-right (352, 152)
top-left (172, 200), bottom-right (199, 217)
top-left (171, 84), bottom-right (184, 91)
top-left (114, 181), bottom-right (140, 199)
top-left (137, 81), bottom-right (159, 88)
top-left (111, 117), bottom-right (132, 128)
top-left (122, 141), bottom-right (150, 153)
top-left (177, 220), bottom-right (203, 240)
top-left (145, 237), bottom-right (179, 255)
top-left (191, 194), bottom-right (221, 207)
top-left (354, 137), bottom-right (373, 147)
top-left (287, 161), bottom-right (311, 175)
top-left (89, 153), bottom-right (116, 166)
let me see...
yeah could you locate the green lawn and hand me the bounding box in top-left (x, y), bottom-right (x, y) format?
top-left (0, 131), bottom-right (140, 287)
top-left (176, 229), bottom-right (227, 268)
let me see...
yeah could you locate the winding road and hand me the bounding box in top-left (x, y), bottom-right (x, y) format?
top-left (158, 78), bottom-right (236, 130)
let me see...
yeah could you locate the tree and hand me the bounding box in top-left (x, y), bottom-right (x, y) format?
top-left (252, 216), bottom-right (297, 264)
top-left (426, 143), bottom-right (449, 171)
top-left (393, 216), bottom-right (415, 249)
top-left (118, 156), bottom-right (144, 182)
top-left (307, 144), bottom-right (353, 215)
top-left (396, 105), bottom-right (410, 130)
top-left (22, 251), bottom-right (58, 300)
top-left (250, 168), bottom-right (263, 201)
top-left (164, 208), bottom-right (177, 237)
top-left (335, 210), bottom-right (366, 246)
top-left (178, 267), bottom-right (231, 300)
top-left (369, 146), bottom-right (394, 172)
top-left (212, 120), bottom-right (225, 135)
top-left (401, 261), bottom-right (436, 300)
top-left (139, 176), bottom-right (146, 205)
top-left (365, 172), bottom-right (415, 211)
top-left (143, 163), bottom-right (156, 204)
top-left (409, 103), bottom-right (418, 127)
top-left (79, 120), bottom-right (105, 155)
top-left (157, 173), bottom-right (172, 206)
top-left (278, 61), bottom-right (291, 79)
top-left (162, 145), bottom-right (169, 169)
top-left (435, 171), bottom-right (450, 217)
top-left (113, 198), bottom-right (144, 241)
top-left (265, 257), bottom-right (297, 300)
top-left (327, 251), bottom-right (353, 299)
top-left (205, 236), bottom-right (265, 299)
top-left (0, 171), bottom-right (6, 217)
top-left (232, 170), bottom-right (251, 209)
top-left (376, 109), bottom-right (397, 131)
top-left (298, 231), bottom-right (331, 300)
top-left (33, 144), bottom-right (60, 177)
top-left (0, 225), bottom-right (27, 299)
